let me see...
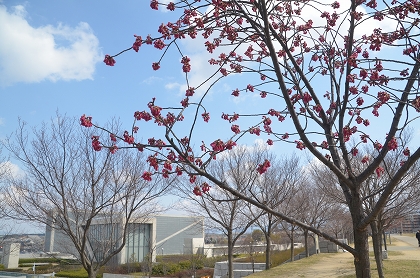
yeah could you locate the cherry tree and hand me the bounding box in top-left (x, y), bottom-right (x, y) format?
top-left (81, 1), bottom-right (420, 277)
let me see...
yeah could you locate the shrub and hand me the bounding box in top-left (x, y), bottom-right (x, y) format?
top-left (152, 262), bottom-right (180, 276)
top-left (105, 262), bottom-right (144, 274)
top-left (202, 255), bottom-right (228, 268)
top-left (19, 258), bottom-right (60, 264)
top-left (2, 269), bottom-right (23, 273)
top-left (178, 260), bottom-right (191, 270)
top-left (169, 268), bottom-right (213, 278)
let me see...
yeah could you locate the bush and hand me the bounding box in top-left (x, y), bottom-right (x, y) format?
top-left (203, 255), bottom-right (228, 268)
top-left (169, 267), bottom-right (213, 278)
top-left (0, 264), bottom-right (4, 270)
top-left (19, 258), bottom-right (60, 264)
top-left (178, 260), bottom-right (191, 270)
top-left (152, 262), bottom-right (181, 276)
top-left (2, 269), bottom-right (23, 273)
top-left (106, 262), bottom-right (145, 274)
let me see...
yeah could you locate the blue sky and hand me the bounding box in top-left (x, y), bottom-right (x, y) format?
top-left (0, 0), bottom-right (275, 142)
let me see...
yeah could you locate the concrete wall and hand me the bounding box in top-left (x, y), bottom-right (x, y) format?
top-left (155, 215), bottom-right (204, 255)
top-left (204, 243), bottom-right (288, 258)
top-left (44, 215), bottom-right (205, 265)
top-left (104, 274), bottom-right (146, 278)
top-left (318, 239), bottom-right (348, 253)
top-left (1, 243), bottom-right (20, 269)
top-left (213, 262), bottom-right (265, 278)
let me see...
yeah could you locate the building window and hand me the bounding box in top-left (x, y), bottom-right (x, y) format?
top-left (126, 223), bottom-right (151, 263)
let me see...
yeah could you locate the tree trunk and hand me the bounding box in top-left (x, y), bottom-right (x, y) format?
top-left (265, 232), bottom-right (271, 270)
top-left (87, 268), bottom-right (98, 278)
top-left (290, 227), bottom-right (295, 262)
top-left (352, 226), bottom-right (371, 278)
top-left (304, 230), bottom-right (309, 257)
top-left (227, 231), bottom-right (234, 278)
top-left (370, 220), bottom-right (384, 278)
top-left (350, 194), bottom-right (371, 278)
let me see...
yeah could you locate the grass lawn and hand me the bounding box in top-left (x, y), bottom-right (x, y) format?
top-left (248, 249), bottom-right (420, 278)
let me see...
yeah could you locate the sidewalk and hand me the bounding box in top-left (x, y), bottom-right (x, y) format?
top-left (384, 234), bottom-right (420, 261)
top-left (387, 234), bottom-right (419, 251)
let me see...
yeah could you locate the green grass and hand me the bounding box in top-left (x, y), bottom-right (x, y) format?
top-left (56, 267), bottom-right (102, 278)
top-left (248, 253), bottom-right (338, 277)
top-left (339, 260), bottom-right (420, 278)
top-left (247, 252), bottom-right (420, 278)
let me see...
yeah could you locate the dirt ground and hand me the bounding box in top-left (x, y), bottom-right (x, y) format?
top-left (275, 251), bottom-right (355, 278)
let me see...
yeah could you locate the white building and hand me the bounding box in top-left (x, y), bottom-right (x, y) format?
top-left (44, 215), bottom-right (204, 265)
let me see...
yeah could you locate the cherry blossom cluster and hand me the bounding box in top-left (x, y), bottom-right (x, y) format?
top-left (193, 182), bottom-right (211, 196)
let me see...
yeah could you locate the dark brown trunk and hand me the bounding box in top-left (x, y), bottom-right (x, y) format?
top-left (87, 268), bottom-right (98, 278)
top-left (265, 232), bottom-right (271, 270)
top-left (304, 230), bottom-right (309, 257)
top-left (349, 193), bottom-right (371, 278)
top-left (370, 220), bottom-right (385, 278)
top-left (227, 231), bottom-right (234, 278)
top-left (290, 227), bottom-right (295, 262)
top-left (352, 226), bottom-right (371, 278)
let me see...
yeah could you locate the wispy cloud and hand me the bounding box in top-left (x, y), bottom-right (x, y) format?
top-left (0, 5), bottom-right (102, 86)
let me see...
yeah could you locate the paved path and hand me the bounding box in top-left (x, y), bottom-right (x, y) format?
top-left (387, 234), bottom-right (419, 251)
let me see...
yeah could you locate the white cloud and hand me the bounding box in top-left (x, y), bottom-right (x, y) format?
top-left (142, 76), bottom-right (163, 85)
top-left (0, 161), bottom-right (24, 179)
top-left (0, 5), bottom-right (102, 85)
top-left (165, 82), bottom-right (181, 90)
top-left (0, 118), bottom-right (4, 126)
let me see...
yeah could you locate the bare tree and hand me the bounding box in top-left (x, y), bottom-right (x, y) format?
top-left (247, 153), bottom-right (300, 269)
top-left (177, 145), bottom-right (264, 278)
top-left (293, 182), bottom-right (338, 258)
top-left (323, 206), bottom-right (352, 240)
top-left (1, 115), bottom-right (173, 278)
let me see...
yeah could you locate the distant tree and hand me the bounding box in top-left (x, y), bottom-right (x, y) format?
top-left (1, 115), bottom-right (173, 278)
top-left (251, 229), bottom-right (264, 243)
top-left (293, 182), bottom-right (338, 258)
top-left (177, 145), bottom-right (262, 278)
top-left (0, 147), bottom-right (18, 259)
top-left (324, 206), bottom-right (352, 240)
top-left (247, 153), bottom-right (300, 269)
